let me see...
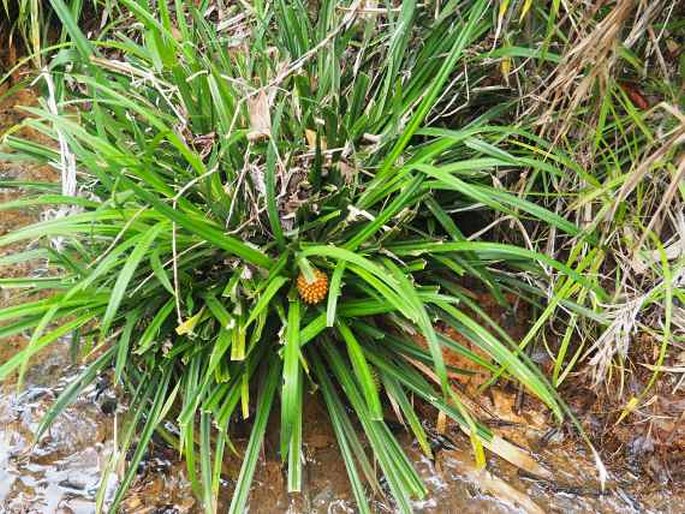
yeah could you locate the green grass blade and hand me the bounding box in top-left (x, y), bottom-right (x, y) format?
top-left (228, 358), bottom-right (280, 514)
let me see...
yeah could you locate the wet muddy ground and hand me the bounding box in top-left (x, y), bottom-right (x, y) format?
top-left (1, 89), bottom-right (684, 513)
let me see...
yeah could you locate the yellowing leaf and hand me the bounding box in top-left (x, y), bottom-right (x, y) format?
top-left (615, 396), bottom-right (640, 424)
top-left (519, 0), bottom-right (534, 22)
top-left (304, 128), bottom-right (327, 151)
top-left (498, 0), bottom-right (510, 23)
top-left (241, 371), bottom-right (250, 420)
top-left (175, 307), bottom-right (205, 335)
top-left (500, 56), bottom-right (512, 77)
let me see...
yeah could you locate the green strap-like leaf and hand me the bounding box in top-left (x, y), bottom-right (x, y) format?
top-left (101, 224), bottom-right (167, 336)
top-left (228, 358), bottom-right (280, 514)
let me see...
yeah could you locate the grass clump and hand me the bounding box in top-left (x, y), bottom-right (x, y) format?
top-left (4, 0), bottom-right (670, 511)
top-left (498, 1), bottom-right (684, 411)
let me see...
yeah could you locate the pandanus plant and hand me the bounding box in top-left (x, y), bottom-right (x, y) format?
top-left (0, 0), bottom-right (604, 511)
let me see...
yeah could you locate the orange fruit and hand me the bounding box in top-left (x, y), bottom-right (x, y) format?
top-left (296, 269), bottom-right (329, 305)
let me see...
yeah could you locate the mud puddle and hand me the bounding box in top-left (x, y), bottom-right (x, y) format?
top-left (2, 89), bottom-right (684, 513)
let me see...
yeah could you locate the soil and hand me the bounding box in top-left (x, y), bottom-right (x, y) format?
top-left (1, 89), bottom-right (684, 513)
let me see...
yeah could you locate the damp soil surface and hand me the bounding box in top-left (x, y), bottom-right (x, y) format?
top-left (2, 90), bottom-right (685, 514)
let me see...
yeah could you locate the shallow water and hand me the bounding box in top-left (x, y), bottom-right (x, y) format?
top-left (2, 90), bottom-right (684, 514)
top-left (0, 361), bottom-right (113, 513)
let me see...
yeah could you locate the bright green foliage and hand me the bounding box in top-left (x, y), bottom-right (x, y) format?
top-left (0, 1), bottom-right (617, 512)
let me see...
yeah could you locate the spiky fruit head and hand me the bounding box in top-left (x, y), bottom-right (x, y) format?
top-left (296, 269), bottom-right (329, 305)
